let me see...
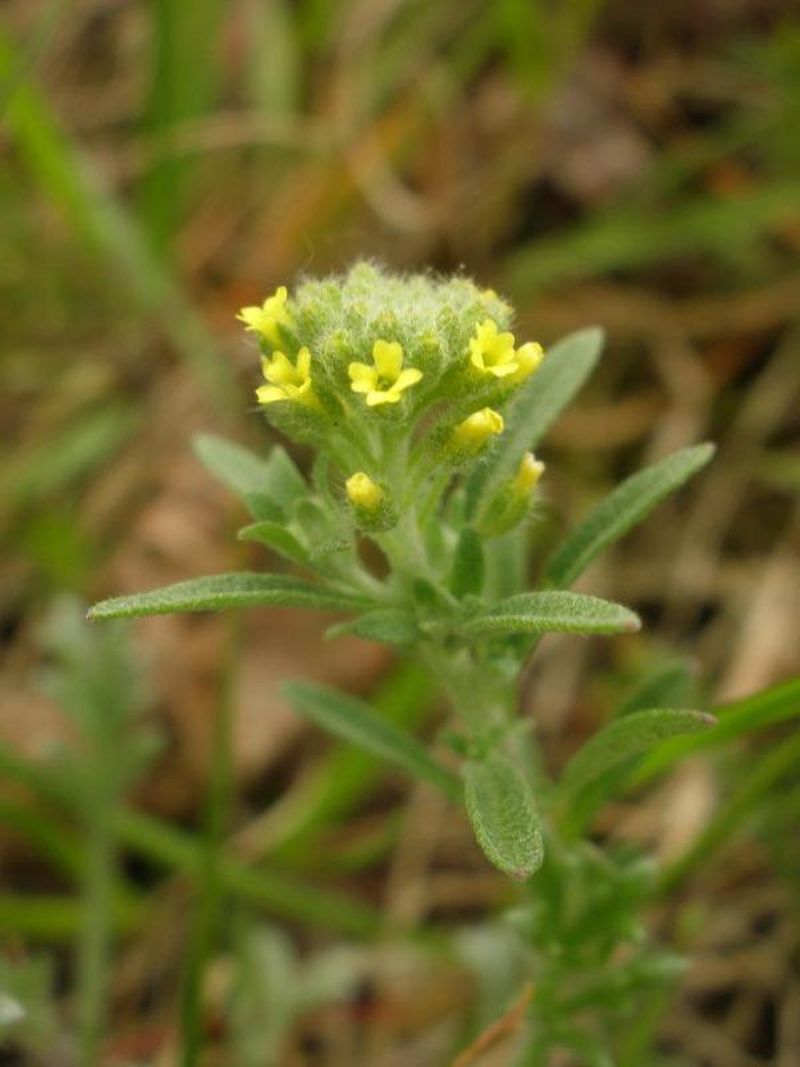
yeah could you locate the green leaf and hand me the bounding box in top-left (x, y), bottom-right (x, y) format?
top-left (284, 682), bottom-right (459, 798)
top-left (463, 754), bottom-right (543, 881)
top-left (560, 708), bottom-right (715, 797)
top-left (193, 435), bottom-right (308, 521)
top-left (466, 327), bottom-right (603, 519)
top-left (450, 528), bottom-right (485, 598)
top-left (325, 609), bottom-right (419, 646)
top-left (193, 434), bottom-right (271, 499)
top-left (88, 574), bottom-right (368, 620)
top-left (261, 446), bottom-right (308, 512)
top-left (463, 591), bottom-right (640, 638)
top-left (545, 444), bottom-right (715, 588)
top-left (630, 676), bottom-right (800, 787)
top-left (237, 522), bottom-right (309, 565)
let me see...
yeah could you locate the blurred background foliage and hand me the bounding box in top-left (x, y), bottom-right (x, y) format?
top-left (1, 0), bottom-right (799, 1064)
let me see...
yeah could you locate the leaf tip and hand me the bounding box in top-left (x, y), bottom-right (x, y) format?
top-left (624, 611), bottom-right (643, 633)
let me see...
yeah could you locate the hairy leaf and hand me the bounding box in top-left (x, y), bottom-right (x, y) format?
top-left (560, 708), bottom-right (715, 797)
top-left (193, 434), bottom-right (270, 499)
top-left (325, 609), bottom-right (419, 646)
top-left (467, 327), bottom-right (603, 519)
top-left (464, 591), bottom-right (640, 638)
top-left (463, 754), bottom-right (544, 880)
top-left (545, 444), bottom-right (715, 587)
top-left (450, 528), bottom-right (485, 598)
top-left (88, 573), bottom-right (367, 620)
top-left (237, 521), bottom-right (309, 565)
top-left (285, 682), bottom-right (459, 798)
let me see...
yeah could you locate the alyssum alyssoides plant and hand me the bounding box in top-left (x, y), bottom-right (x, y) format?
top-left (89, 262), bottom-right (715, 881)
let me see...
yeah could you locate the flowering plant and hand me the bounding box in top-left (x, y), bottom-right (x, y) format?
top-left (90, 262), bottom-right (714, 881)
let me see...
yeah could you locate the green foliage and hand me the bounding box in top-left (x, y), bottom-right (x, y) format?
top-left (545, 444), bottom-right (715, 587)
top-left (464, 591), bottom-right (640, 637)
top-left (285, 681), bottom-right (459, 799)
top-left (88, 266), bottom-right (716, 905)
top-left (463, 755), bottom-right (544, 880)
top-left (559, 708), bottom-right (715, 798)
top-left (88, 573), bottom-right (369, 619)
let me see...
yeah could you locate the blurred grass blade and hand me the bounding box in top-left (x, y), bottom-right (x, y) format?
top-left (613, 659), bottom-right (697, 718)
top-left (466, 327), bottom-right (603, 520)
top-left (463, 591), bottom-right (640, 637)
top-left (545, 444), bottom-right (715, 588)
top-left (0, 27), bottom-right (235, 410)
top-left (658, 729), bottom-right (800, 895)
top-left (506, 183), bottom-right (800, 292)
top-left (559, 708), bottom-right (715, 798)
top-left (139, 0), bottom-right (226, 255)
top-left (88, 574), bottom-right (369, 620)
top-left (285, 681), bottom-right (459, 799)
top-left (463, 754), bottom-right (544, 881)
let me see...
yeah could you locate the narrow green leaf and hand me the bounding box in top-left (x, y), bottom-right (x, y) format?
top-left (450, 528), bottom-right (485, 598)
top-left (284, 682), bottom-right (459, 799)
top-left (467, 327), bottom-right (603, 519)
top-left (463, 755), bottom-right (543, 881)
top-left (630, 677), bottom-right (800, 786)
top-left (561, 708), bottom-right (716, 797)
top-left (261, 447), bottom-right (307, 511)
top-left (237, 522), bottom-right (308, 565)
top-left (88, 574), bottom-right (368, 620)
top-left (545, 444), bottom-right (715, 588)
top-left (464, 591), bottom-right (640, 638)
top-left (193, 434), bottom-right (270, 499)
top-left (325, 609), bottom-right (419, 646)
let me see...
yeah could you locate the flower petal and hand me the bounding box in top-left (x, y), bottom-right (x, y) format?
top-left (373, 340), bottom-right (403, 380)
top-left (394, 367), bottom-right (423, 390)
top-left (256, 385), bottom-right (288, 404)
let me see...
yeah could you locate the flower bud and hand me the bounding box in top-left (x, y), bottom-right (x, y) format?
top-left (345, 472), bottom-right (383, 511)
top-left (451, 408), bottom-right (505, 452)
top-left (477, 452), bottom-right (545, 538)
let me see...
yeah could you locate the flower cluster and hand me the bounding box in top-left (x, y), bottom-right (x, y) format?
top-left (237, 262), bottom-right (545, 533)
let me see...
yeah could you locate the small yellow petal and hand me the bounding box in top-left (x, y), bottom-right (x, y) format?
top-left (508, 342), bottom-right (544, 384)
top-left (512, 452), bottom-right (545, 495)
top-left (394, 367), bottom-right (423, 390)
top-left (452, 407), bottom-right (505, 449)
top-left (373, 339), bottom-right (403, 380)
top-left (346, 472), bottom-right (383, 510)
top-left (256, 384), bottom-right (288, 405)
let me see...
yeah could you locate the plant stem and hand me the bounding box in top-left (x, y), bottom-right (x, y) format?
top-left (77, 801), bottom-right (115, 1066)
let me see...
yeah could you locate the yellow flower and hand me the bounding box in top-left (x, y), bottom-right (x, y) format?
top-left (469, 319), bottom-right (518, 378)
top-left (256, 347), bottom-right (316, 406)
top-left (348, 340), bottom-right (423, 407)
top-left (237, 286), bottom-right (291, 346)
top-left (507, 341), bottom-right (544, 385)
top-left (512, 452), bottom-right (545, 496)
top-left (468, 319), bottom-right (544, 383)
top-left (452, 407), bottom-right (505, 450)
top-left (345, 472), bottom-right (384, 511)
